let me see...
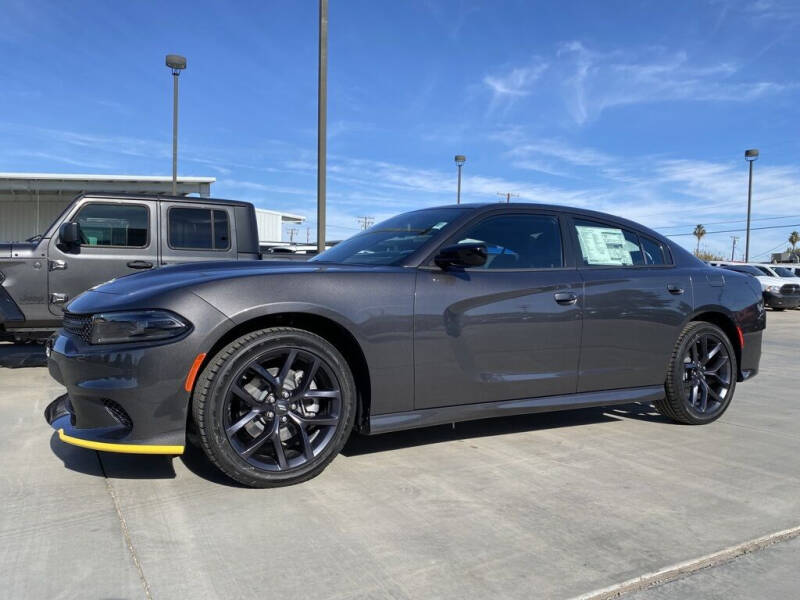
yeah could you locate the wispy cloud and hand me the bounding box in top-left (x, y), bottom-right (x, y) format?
top-left (483, 59), bottom-right (549, 111)
top-left (556, 41), bottom-right (792, 124)
top-left (479, 41), bottom-right (793, 124)
top-left (16, 151), bottom-right (113, 170)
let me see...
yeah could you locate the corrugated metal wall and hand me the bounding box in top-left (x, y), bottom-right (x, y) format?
top-left (255, 209), bottom-right (283, 243)
top-left (0, 193), bottom-right (70, 242)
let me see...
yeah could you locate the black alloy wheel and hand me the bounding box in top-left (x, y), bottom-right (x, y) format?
top-left (192, 327), bottom-right (356, 487)
top-left (656, 321), bottom-right (738, 425)
top-left (223, 347), bottom-right (342, 471)
top-left (680, 331), bottom-right (733, 418)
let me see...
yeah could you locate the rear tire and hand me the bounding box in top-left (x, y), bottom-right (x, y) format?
top-left (655, 321), bottom-right (737, 425)
top-left (192, 327), bottom-right (356, 488)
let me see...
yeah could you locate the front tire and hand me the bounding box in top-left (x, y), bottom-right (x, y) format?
top-left (655, 321), bottom-right (737, 425)
top-left (192, 327), bottom-right (356, 488)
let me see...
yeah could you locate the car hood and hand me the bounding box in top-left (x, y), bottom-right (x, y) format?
top-left (71, 260), bottom-right (402, 304)
top-left (755, 275), bottom-right (787, 287)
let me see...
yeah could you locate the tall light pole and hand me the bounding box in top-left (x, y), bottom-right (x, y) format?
top-left (744, 148), bottom-right (759, 262)
top-left (166, 54), bottom-right (187, 196)
top-left (454, 155), bottom-right (466, 204)
top-left (317, 0), bottom-right (328, 254)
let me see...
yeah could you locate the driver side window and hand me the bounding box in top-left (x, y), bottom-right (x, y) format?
top-left (74, 202), bottom-right (149, 248)
top-left (448, 214), bottom-right (563, 269)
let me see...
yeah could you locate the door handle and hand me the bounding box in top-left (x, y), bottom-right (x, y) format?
top-left (126, 260), bottom-right (154, 270)
top-left (667, 284), bottom-right (684, 295)
top-left (554, 292), bottom-right (578, 305)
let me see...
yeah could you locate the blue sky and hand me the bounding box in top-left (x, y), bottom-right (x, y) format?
top-left (1, 0), bottom-right (799, 257)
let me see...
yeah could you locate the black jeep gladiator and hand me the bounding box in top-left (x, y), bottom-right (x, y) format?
top-left (0, 193), bottom-right (262, 342)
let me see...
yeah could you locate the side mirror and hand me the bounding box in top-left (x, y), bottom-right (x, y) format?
top-left (434, 243), bottom-right (487, 269)
top-left (59, 222), bottom-right (81, 245)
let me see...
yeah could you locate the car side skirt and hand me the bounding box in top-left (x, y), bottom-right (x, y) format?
top-left (368, 385), bottom-right (665, 435)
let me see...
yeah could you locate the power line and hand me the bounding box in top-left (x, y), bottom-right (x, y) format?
top-left (666, 223), bottom-right (800, 237)
top-left (751, 241), bottom-right (791, 260)
top-left (496, 192), bottom-right (519, 203)
top-left (357, 216), bottom-right (375, 230)
top-left (656, 214), bottom-right (798, 230)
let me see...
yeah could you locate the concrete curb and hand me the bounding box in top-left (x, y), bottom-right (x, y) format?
top-left (569, 524), bottom-right (800, 600)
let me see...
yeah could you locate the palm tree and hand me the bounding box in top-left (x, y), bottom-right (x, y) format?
top-left (789, 231), bottom-right (799, 255)
top-left (693, 224), bottom-right (706, 255)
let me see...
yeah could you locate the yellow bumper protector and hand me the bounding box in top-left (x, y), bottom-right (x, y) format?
top-left (58, 429), bottom-right (184, 455)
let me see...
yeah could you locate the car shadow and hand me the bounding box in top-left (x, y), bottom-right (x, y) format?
top-left (49, 431), bottom-right (177, 480)
top-left (605, 402), bottom-right (674, 423)
top-left (0, 342), bottom-right (47, 368)
top-left (341, 404), bottom-right (633, 457)
top-left (179, 442), bottom-right (249, 488)
top-left (48, 403), bottom-right (664, 485)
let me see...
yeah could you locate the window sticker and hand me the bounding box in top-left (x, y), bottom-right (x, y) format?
top-left (576, 225), bottom-right (633, 265)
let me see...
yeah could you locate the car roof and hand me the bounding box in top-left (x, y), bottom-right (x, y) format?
top-left (422, 202), bottom-right (668, 242)
top-left (78, 192), bottom-right (254, 208)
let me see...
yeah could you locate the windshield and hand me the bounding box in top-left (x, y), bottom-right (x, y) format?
top-left (311, 207), bottom-right (468, 265)
top-left (773, 267), bottom-right (797, 277)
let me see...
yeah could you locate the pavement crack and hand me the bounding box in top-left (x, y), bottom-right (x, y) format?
top-left (97, 451), bottom-right (153, 600)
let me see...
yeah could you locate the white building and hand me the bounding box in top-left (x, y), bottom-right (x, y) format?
top-left (0, 173), bottom-right (215, 241)
top-left (0, 173), bottom-right (306, 244)
top-left (255, 208), bottom-right (305, 245)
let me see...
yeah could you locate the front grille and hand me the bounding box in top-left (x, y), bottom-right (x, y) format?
top-left (102, 399), bottom-right (133, 430)
top-left (780, 284), bottom-right (800, 295)
top-left (62, 312), bottom-right (93, 342)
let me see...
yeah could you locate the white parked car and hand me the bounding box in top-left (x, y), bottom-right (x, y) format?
top-left (709, 262), bottom-right (800, 310)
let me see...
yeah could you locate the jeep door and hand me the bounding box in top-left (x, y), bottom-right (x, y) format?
top-left (47, 198), bottom-right (158, 315)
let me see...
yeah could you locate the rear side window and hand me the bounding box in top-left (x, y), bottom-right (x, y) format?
top-left (448, 214), bottom-right (564, 269)
top-left (641, 237), bottom-right (668, 265)
top-left (169, 208), bottom-right (230, 250)
top-left (574, 220), bottom-right (643, 266)
top-left (75, 203), bottom-right (148, 247)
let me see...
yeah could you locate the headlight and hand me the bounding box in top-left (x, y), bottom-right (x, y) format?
top-left (765, 285), bottom-right (780, 293)
top-left (89, 310), bottom-right (190, 344)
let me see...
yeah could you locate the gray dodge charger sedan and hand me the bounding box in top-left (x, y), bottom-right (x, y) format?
top-left (45, 203), bottom-right (765, 487)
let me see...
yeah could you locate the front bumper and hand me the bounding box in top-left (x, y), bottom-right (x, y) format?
top-left (44, 328), bottom-right (205, 454)
top-left (763, 291), bottom-right (800, 309)
top-left (45, 393), bottom-right (184, 454)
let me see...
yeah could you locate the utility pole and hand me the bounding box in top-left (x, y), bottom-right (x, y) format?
top-left (357, 216), bottom-right (375, 231)
top-left (165, 54), bottom-right (187, 195)
top-left (730, 236), bottom-right (739, 262)
top-left (317, 0), bottom-right (328, 254)
top-left (744, 149), bottom-right (759, 261)
top-left (454, 155), bottom-right (466, 204)
top-left (306, 227), bottom-right (310, 244)
top-left (287, 227), bottom-right (298, 243)
top-left (496, 192), bottom-right (519, 204)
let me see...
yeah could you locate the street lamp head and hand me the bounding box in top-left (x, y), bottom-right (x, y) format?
top-left (454, 154), bottom-right (466, 167)
top-left (744, 148), bottom-right (759, 161)
top-left (166, 54), bottom-right (187, 71)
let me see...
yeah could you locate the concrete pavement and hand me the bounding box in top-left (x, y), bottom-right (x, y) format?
top-left (1, 310), bottom-right (798, 599)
